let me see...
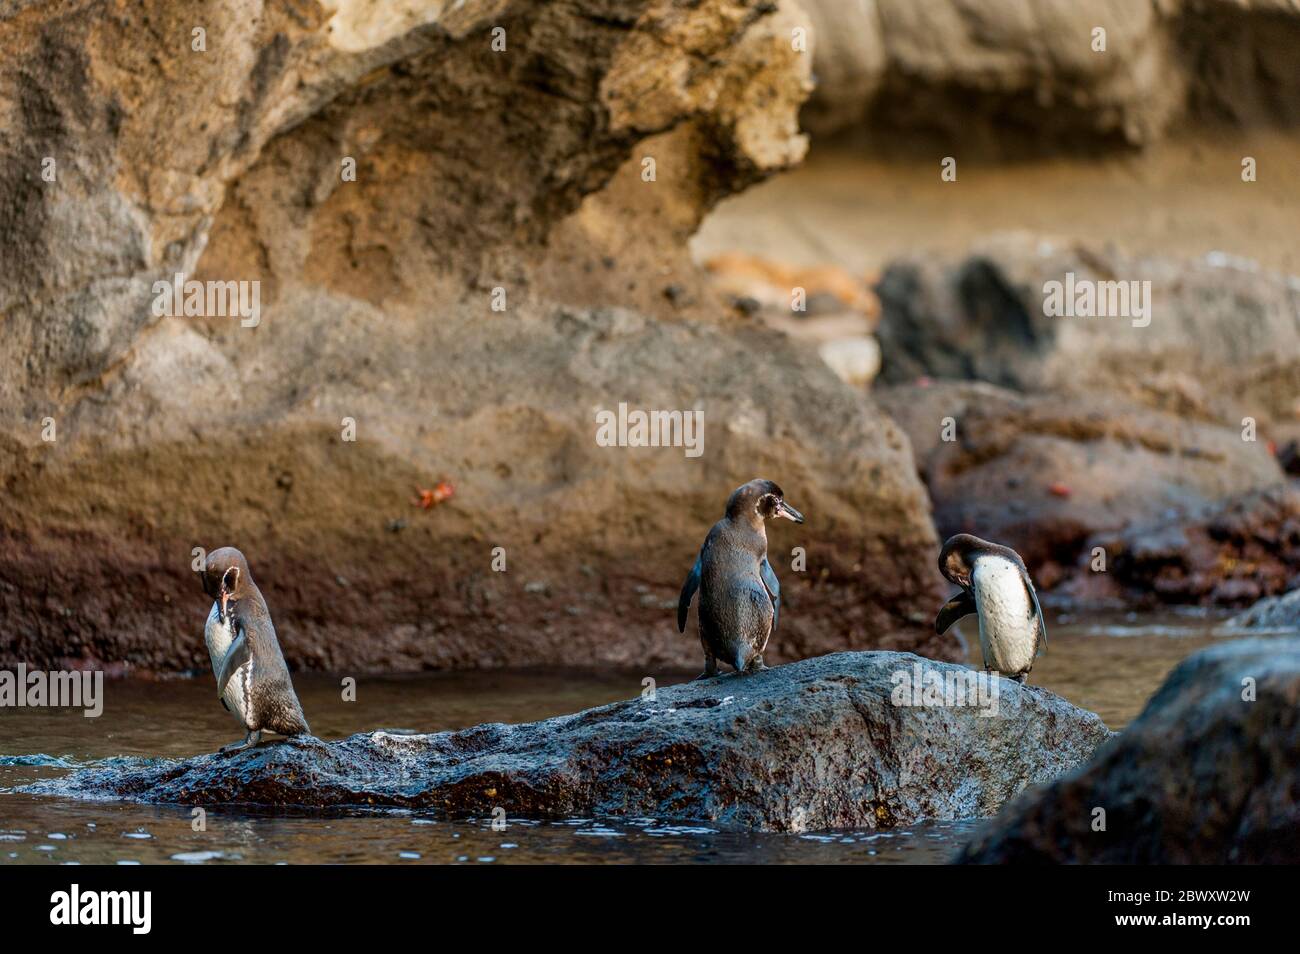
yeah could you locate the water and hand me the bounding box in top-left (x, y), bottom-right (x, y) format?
top-left (0, 612), bottom-right (1279, 864)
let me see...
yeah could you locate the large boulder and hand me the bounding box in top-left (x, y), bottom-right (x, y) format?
top-left (797, 0), bottom-right (888, 137)
top-left (24, 651), bottom-right (1113, 832)
top-left (0, 306), bottom-right (949, 672)
top-left (958, 637), bottom-right (1300, 863)
top-left (0, 0), bottom-right (958, 673)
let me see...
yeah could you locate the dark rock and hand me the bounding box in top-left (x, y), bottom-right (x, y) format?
top-left (958, 637), bottom-right (1300, 863)
top-left (876, 259), bottom-right (1056, 391)
top-left (25, 652), bottom-right (1111, 833)
top-left (872, 238), bottom-right (1298, 609)
top-left (1230, 588), bottom-right (1300, 632)
top-left (1278, 440), bottom-right (1300, 476)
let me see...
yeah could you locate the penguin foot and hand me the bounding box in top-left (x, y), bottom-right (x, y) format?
top-left (220, 730), bottom-right (263, 754)
top-left (742, 656), bottom-right (768, 674)
top-left (695, 656), bottom-right (719, 681)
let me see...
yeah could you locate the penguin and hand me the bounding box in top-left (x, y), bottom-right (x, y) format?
top-left (198, 547), bottom-right (310, 752)
top-left (677, 479), bottom-right (804, 678)
top-left (935, 533), bottom-right (1047, 684)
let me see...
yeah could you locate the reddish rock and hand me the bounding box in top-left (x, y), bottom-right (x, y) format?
top-left (877, 381), bottom-right (1287, 597)
top-left (1086, 486), bottom-right (1300, 606)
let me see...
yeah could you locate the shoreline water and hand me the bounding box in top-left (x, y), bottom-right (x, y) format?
top-left (1, 612), bottom-right (1284, 864)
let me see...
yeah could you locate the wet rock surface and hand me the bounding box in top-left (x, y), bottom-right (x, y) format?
top-left (25, 652), bottom-right (1112, 832)
top-left (958, 638), bottom-right (1300, 863)
top-left (1230, 587), bottom-right (1300, 632)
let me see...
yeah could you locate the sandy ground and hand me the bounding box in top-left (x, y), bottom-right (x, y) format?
top-left (693, 129), bottom-right (1300, 276)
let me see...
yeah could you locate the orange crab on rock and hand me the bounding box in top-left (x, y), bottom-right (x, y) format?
top-left (413, 481), bottom-right (455, 510)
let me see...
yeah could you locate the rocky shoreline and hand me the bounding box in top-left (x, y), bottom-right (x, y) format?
top-left (18, 637), bottom-right (1299, 859)
top-left (959, 637), bottom-right (1300, 863)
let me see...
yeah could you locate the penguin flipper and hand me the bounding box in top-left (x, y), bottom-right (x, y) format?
top-left (216, 629), bottom-right (251, 702)
top-left (1026, 577), bottom-right (1048, 656)
top-left (758, 557), bottom-right (781, 634)
top-left (677, 554), bottom-right (702, 633)
top-left (935, 590), bottom-right (977, 635)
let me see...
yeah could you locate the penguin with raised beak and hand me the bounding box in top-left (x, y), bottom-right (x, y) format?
top-left (936, 533), bottom-right (1047, 684)
top-left (199, 547), bottom-right (310, 752)
top-left (677, 479), bottom-right (804, 678)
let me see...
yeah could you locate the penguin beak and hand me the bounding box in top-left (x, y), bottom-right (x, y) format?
top-left (775, 500), bottom-right (804, 524)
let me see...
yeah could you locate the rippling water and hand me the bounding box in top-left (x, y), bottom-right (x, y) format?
top-left (0, 611), bottom-right (1279, 864)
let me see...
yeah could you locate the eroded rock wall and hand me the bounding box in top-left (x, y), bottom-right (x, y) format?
top-left (0, 1), bottom-right (956, 672)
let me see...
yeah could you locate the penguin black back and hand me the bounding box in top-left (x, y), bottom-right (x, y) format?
top-left (678, 479), bottom-right (804, 678)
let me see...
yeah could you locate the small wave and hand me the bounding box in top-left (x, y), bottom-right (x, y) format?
top-left (0, 754), bottom-right (80, 769)
top-left (642, 825), bottom-right (718, 836)
top-left (16, 780), bottom-right (124, 802)
top-left (572, 826), bottom-right (623, 838)
top-left (1088, 625), bottom-right (1220, 639)
top-left (170, 850), bottom-right (226, 863)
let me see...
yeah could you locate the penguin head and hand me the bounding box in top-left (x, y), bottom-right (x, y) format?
top-left (939, 533), bottom-right (1003, 587)
top-left (200, 547), bottom-right (253, 620)
top-left (726, 479), bottom-right (804, 528)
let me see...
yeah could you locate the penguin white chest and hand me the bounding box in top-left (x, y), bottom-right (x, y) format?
top-left (204, 603), bottom-right (233, 667)
top-left (971, 556), bottom-right (1037, 675)
top-left (204, 603), bottom-right (251, 723)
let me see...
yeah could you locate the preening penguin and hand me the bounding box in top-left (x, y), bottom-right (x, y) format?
top-left (199, 547), bottom-right (310, 752)
top-left (677, 479), bottom-right (804, 678)
top-left (936, 533), bottom-right (1047, 684)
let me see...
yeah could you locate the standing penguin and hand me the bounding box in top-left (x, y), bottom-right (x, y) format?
top-left (677, 479), bottom-right (804, 678)
top-left (935, 533), bottom-right (1047, 683)
top-left (199, 547), bottom-right (310, 752)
